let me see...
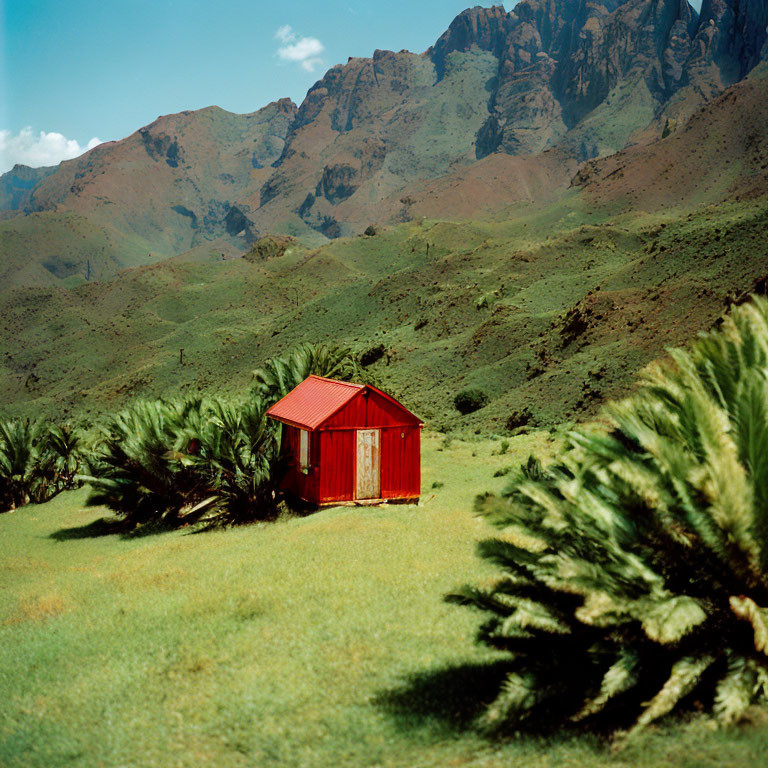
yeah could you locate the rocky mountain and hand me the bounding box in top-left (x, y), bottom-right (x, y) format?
top-left (574, 65), bottom-right (768, 210)
top-left (0, 100), bottom-right (297, 285)
top-left (27, 99), bottom-right (296, 249)
top-left (1, 0), bottom-right (767, 287)
top-left (0, 164), bottom-right (56, 213)
top-left (3, 67), bottom-right (767, 424)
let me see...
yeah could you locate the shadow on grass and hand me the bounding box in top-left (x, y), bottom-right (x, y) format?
top-left (373, 660), bottom-right (515, 735)
top-left (49, 516), bottom-right (179, 541)
top-left (50, 516), bottom-right (128, 540)
top-left (50, 497), bottom-right (324, 542)
top-left (375, 660), bottom-right (615, 760)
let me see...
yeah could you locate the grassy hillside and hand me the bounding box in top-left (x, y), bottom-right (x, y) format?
top-left (2, 71), bottom-right (766, 430)
top-left (2, 192), bottom-right (768, 433)
top-left (0, 211), bottom-right (166, 290)
top-left (3, 433), bottom-right (768, 768)
top-left (577, 68), bottom-right (768, 212)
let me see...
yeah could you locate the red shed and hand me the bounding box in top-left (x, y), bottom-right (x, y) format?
top-left (266, 375), bottom-right (423, 505)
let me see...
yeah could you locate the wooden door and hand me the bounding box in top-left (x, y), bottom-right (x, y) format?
top-left (356, 429), bottom-right (380, 500)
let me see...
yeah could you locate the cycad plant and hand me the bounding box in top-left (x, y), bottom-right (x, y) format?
top-left (36, 422), bottom-right (86, 498)
top-left (0, 417), bottom-right (42, 510)
top-left (449, 297), bottom-right (768, 741)
top-left (174, 397), bottom-right (279, 523)
top-left (83, 399), bottom-right (207, 526)
top-left (252, 342), bottom-right (364, 403)
top-left (85, 396), bottom-right (280, 528)
top-left (0, 418), bottom-right (83, 509)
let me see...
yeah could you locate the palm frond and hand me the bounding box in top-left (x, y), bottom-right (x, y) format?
top-left (450, 297), bottom-right (768, 739)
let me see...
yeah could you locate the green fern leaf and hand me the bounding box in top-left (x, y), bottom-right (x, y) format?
top-left (625, 654), bottom-right (715, 738)
top-left (572, 649), bottom-right (640, 721)
top-left (639, 595), bottom-right (708, 644)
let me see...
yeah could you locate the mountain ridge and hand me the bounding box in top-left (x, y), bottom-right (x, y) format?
top-left (2, 0), bottom-right (766, 289)
top-left (0, 51), bottom-right (767, 428)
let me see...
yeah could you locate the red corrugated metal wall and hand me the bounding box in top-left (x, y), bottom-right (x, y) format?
top-left (324, 390), bottom-right (420, 430)
top-left (280, 424), bottom-right (320, 501)
top-left (381, 426), bottom-right (420, 498)
top-left (279, 390), bottom-right (421, 504)
top-left (318, 430), bottom-right (355, 501)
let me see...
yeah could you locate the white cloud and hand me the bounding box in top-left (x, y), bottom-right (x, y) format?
top-left (0, 128), bottom-right (102, 174)
top-left (275, 25), bottom-right (294, 44)
top-left (274, 25), bottom-right (325, 72)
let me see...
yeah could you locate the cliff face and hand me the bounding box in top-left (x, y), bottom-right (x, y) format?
top-left (259, 0), bottom-right (767, 234)
top-left (0, 164), bottom-right (56, 211)
top-left (2, 99), bottom-right (297, 258)
top-left (686, 0), bottom-right (768, 88)
top-left (2, 0), bottom-right (766, 269)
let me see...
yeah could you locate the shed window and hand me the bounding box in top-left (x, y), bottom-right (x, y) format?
top-left (299, 429), bottom-right (309, 473)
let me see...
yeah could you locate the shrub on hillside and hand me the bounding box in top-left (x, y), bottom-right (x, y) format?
top-left (83, 399), bottom-right (206, 527)
top-left (84, 342), bottom-right (376, 529)
top-left (39, 423), bottom-right (87, 495)
top-left (448, 297), bottom-right (768, 741)
top-left (84, 396), bottom-right (280, 528)
top-left (505, 407), bottom-right (532, 432)
top-left (0, 418), bottom-right (43, 510)
top-left (0, 418), bottom-right (85, 511)
top-left (360, 344), bottom-right (386, 367)
top-left (174, 397), bottom-right (280, 524)
top-left (454, 387), bottom-right (489, 415)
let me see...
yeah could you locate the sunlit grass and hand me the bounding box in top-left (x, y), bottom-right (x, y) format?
top-left (1, 432), bottom-right (767, 767)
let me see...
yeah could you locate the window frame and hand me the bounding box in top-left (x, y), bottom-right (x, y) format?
top-left (299, 428), bottom-right (310, 474)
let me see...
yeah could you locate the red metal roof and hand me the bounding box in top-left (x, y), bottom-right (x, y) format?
top-left (266, 375), bottom-right (365, 430)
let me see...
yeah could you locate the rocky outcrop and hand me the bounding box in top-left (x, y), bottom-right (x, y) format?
top-left (139, 128), bottom-right (184, 167)
top-left (685, 0), bottom-right (768, 90)
top-left (223, 205), bottom-right (257, 241)
top-left (251, 0), bottom-right (768, 233)
top-left (319, 164), bottom-right (359, 204)
top-left (429, 4), bottom-right (512, 78)
top-left (0, 164), bottom-right (56, 211)
top-left (243, 234), bottom-right (303, 262)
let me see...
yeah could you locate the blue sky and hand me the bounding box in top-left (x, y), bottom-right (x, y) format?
top-left (1, 0), bottom-right (702, 172)
top-left (1, 0), bottom-right (514, 170)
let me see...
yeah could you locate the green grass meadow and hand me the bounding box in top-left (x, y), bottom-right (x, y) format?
top-left (2, 432), bottom-right (768, 767)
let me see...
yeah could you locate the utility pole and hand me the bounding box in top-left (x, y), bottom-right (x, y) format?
top-left (179, 348), bottom-right (184, 365)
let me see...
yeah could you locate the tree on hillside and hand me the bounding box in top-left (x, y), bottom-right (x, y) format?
top-left (252, 342), bottom-right (365, 404)
top-left (449, 297), bottom-right (768, 741)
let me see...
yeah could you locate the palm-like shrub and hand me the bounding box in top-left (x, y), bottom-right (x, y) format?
top-left (449, 297), bottom-right (768, 740)
top-left (252, 342), bottom-right (364, 403)
top-left (83, 399), bottom-right (207, 526)
top-left (36, 423), bottom-right (86, 497)
top-left (173, 397), bottom-right (279, 523)
top-left (85, 396), bottom-right (280, 527)
top-left (0, 418), bottom-right (84, 509)
top-left (0, 418), bottom-right (42, 510)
